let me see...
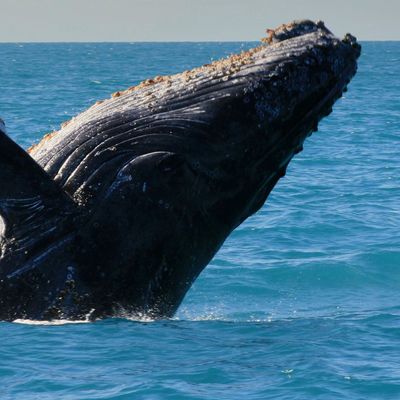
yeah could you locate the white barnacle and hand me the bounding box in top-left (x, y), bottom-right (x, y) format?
top-left (0, 215), bottom-right (4, 238)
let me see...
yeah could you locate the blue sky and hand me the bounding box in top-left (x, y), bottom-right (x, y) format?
top-left (0, 0), bottom-right (399, 42)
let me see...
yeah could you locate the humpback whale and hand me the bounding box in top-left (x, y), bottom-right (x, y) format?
top-left (0, 21), bottom-right (360, 321)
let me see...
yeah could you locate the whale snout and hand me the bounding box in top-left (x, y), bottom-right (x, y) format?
top-left (255, 21), bottom-right (360, 133)
top-left (201, 21), bottom-right (361, 227)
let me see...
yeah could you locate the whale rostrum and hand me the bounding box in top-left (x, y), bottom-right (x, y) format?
top-left (0, 20), bottom-right (360, 321)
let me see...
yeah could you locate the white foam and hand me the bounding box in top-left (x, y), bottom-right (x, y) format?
top-left (12, 308), bottom-right (96, 325)
top-left (13, 319), bottom-right (90, 326)
top-left (0, 215), bottom-right (4, 237)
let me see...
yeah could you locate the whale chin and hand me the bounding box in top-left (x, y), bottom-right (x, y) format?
top-left (0, 20), bottom-right (360, 321)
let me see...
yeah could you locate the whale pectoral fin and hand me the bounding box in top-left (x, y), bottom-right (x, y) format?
top-left (0, 128), bottom-right (65, 200)
top-left (0, 128), bottom-right (74, 245)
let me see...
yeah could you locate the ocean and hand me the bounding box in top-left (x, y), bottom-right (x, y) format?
top-left (0, 41), bottom-right (399, 399)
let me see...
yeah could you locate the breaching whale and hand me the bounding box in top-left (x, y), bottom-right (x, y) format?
top-left (0, 21), bottom-right (360, 321)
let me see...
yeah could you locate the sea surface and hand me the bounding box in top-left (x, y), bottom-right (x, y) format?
top-left (0, 41), bottom-right (399, 399)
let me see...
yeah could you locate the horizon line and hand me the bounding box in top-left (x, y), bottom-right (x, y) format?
top-left (0, 39), bottom-right (398, 44)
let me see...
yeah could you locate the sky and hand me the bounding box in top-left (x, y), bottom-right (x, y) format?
top-left (0, 0), bottom-right (399, 42)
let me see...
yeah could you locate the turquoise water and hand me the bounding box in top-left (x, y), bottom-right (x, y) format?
top-left (0, 42), bottom-right (399, 399)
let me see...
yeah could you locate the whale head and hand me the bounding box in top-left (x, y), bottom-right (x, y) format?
top-left (179, 20), bottom-right (361, 230)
